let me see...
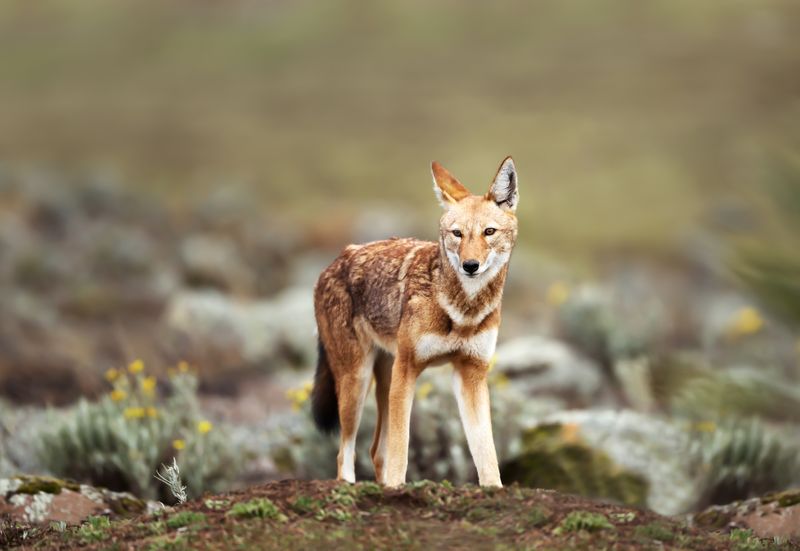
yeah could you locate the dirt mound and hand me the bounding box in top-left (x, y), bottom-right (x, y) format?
top-left (2, 480), bottom-right (794, 550)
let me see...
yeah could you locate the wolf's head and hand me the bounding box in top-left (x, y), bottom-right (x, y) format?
top-left (432, 157), bottom-right (519, 288)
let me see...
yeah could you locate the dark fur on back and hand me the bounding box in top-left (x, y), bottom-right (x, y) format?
top-left (311, 339), bottom-right (339, 433)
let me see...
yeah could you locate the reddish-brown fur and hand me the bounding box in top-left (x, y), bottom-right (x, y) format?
top-left (312, 157), bottom-right (519, 487)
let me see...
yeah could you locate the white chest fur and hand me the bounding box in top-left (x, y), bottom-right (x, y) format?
top-left (415, 328), bottom-right (498, 364)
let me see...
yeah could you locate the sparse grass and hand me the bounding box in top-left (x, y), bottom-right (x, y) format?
top-left (76, 516), bottom-right (111, 543)
top-left (227, 498), bottom-right (288, 521)
top-left (554, 511), bottom-right (615, 534)
top-left (328, 485), bottom-right (357, 507)
top-left (165, 511), bottom-right (206, 530)
top-left (527, 506), bottom-right (552, 527)
top-left (291, 495), bottom-right (324, 515)
top-left (325, 508), bottom-right (354, 522)
top-left (730, 528), bottom-right (766, 551)
top-left (204, 498), bottom-right (230, 511)
top-left (634, 522), bottom-right (676, 543)
top-left (355, 481), bottom-right (383, 497)
top-left (610, 511), bottom-right (636, 524)
top-left (145, 534), bottom-right (189, 551)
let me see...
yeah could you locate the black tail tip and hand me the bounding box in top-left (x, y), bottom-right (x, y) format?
top-left (311, 339), bottom-right (340, 433)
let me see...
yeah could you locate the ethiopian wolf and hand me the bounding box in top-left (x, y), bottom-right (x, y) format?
top-left (311, 157), bottom-right (519, 487)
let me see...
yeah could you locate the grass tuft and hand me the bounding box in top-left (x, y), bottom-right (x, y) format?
top-left (165, 511), bottom-right (206, 530)
top-left (228, 498), bottom-right (288, 521)
top-left (554, 511), bottom-right (614, 534)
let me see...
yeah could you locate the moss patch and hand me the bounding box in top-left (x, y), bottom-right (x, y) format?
top-left (554, 511), bottom-right (615, 534)
top-left (12, 475), bottom-right (80, 496)
top-left (500, 423), bottom-right (648, 506)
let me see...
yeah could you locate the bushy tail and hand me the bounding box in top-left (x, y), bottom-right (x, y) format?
top-left (311, 339), bottom-right (339, 433)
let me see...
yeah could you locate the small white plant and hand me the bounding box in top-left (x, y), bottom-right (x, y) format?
top-left (154, 458), bottom-right (187, 504)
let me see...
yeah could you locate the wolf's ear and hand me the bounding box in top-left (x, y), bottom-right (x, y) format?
top-left (488, 156), bottom-right (518, 212)
top-left (432, 161), bottom-right (470, 208)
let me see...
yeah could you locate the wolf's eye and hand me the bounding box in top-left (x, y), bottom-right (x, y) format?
top-left (452, 229), bottom-right (462, 238)
top-left (484, 228), bottom-right (496, 236)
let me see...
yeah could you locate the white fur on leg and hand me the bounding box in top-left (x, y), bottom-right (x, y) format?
top-left (452, 370), bottom-right (502, 487)
top-left (340, 438), bottom-right (357, 483)
top-left (338, 351), bottom-right (375, 483)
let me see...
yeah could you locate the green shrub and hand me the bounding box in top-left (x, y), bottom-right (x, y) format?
top-left (290, 495), bottom-right (323, 515)
top-left (634, 522), bottom-right (675, 543)
top-left (554, 511), bottom-right (614, 534)
top-left (37, 361), bottom-right (240, 501)
top-left (730, 528), bottom-right (765, 551)
top-left (77, 516), bottom-right (111, 543)
top-left (732, 155), bottom-right (800, 329)
top-left (227, 498), bottom-right (287, 521)
top-left (689, 418), bottom-right (800, 506)
top-left (165, 511), bottom-right (205, 530)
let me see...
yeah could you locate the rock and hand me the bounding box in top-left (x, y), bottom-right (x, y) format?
top-left (493, 336), bottom-right (613, 408)
top-left (0, 476), bottom-right (152, 525)
top-left (500, 422), bottom-right (649, 509)
top-left (694, 489), bottom-right (800, 540)
top-left (502, 410), bottom-right (702, 515)
top-left (180, 234), bottom-right (256, 294)
top-left (350, 204), bottom-right (425, 244)
top-left (164, 286), bottom-right (315, 371)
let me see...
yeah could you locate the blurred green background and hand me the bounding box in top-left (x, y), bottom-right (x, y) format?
top-left (3, 0), bottom-right (798, 260)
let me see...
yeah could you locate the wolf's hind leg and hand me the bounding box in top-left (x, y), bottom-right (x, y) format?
top-left (370, 351), bottom-right (393, 483)
top-left (335, 347), bottom-right (375, 483)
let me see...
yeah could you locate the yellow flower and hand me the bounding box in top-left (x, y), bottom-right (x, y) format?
top-left (197, 420), bottom-right (213, 434)
top-left (693, 421), bottom-right (716, 433)
top-left (172, 439), bottom-right (186, 451)
top-left (105, 368), bottom-right (120, 382)
top-left (286, 382), bottom-right (313, 411)
top-left (146, 407), bottom-right (158, 418)
top-left (491, 372), bottom-right (510, 389)
top-left (416, 381), bottom-right (434, 400)
top-left (128, 359), bottom-right (144, 374)
top-left (140, 376), bottom-right (157, 395)
top-left (546, 281), bottom-right (570, 306)
top-left (727, 307), bottom-right (764, 338)
top-left (123, 407), bottom-right (146, 419)
top-left (110, 389), bottom-right (127, 402)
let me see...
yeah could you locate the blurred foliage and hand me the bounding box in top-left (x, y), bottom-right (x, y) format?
top-left (690, 418), bottom-right (800, 507)
top-left (648, 357), bottom-right (800, 424)
top-left (733, 155), bottom-right (800, 328)
top-left (1, 0), bottom-right (799, 261)
top-left (37, 362), bottom-right (239, 501)
top-left (557, 287), bottom-right (656, 366)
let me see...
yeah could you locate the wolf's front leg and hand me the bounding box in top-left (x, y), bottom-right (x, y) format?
top-left (453, 360), bottom-right (502, 487)
top-left (383, 359), bottom-right (418, 487)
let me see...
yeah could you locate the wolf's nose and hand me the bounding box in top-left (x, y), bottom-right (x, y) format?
top-left (462, 259), bottom-right (480, 274)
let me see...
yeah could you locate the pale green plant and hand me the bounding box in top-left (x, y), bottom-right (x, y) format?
top-left (689, 417), bottom-right (800, 507)
top-left (154, 458), bottom-right (187, 504)
top-left (37, 361), bottom-right (239, 501)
